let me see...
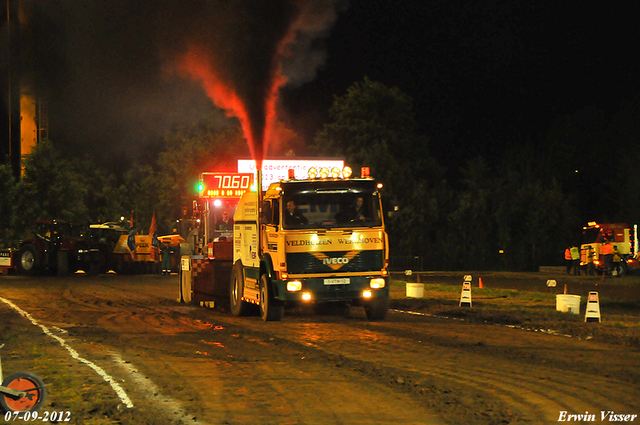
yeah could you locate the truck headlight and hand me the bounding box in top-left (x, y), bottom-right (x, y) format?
top-left (370, 278), bottom-right (385, 289)
top-left (287, 280), bottom-right (302, 292)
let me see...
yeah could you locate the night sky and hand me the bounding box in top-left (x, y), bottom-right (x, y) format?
top-left (3, 1), bottom-right (640, 178)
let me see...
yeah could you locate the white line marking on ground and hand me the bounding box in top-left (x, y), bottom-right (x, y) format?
top-left (110, 353), bottom-right (209, 425)
top-left (0, 296), bottom-right (134, 408)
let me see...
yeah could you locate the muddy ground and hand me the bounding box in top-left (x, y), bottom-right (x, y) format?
top-left (0, 270), bottom-right (639, 424)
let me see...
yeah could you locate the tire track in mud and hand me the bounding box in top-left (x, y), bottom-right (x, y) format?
top-left (356, 317), bottom-right (640, 411)
top-left (3, 278), bottom-right (446, 424)
top-left (215, 310), bottom-right (640, 424)
top-left (4, 276), bottom-right (638, 424)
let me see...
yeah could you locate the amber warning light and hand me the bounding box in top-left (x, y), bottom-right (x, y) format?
top-left (200, 172), bottom-right (254, 199)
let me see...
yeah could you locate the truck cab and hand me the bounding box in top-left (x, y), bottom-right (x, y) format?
top-left (230, 169), bottom-right (390, 321)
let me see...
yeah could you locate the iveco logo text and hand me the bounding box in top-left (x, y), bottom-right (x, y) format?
top-left (323, 257), bottom-right (350, 265)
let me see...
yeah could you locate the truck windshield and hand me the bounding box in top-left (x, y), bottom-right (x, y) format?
top-left (582, 228), bottom-right (601, 244)
top-left (282, 190), bottom-right (382, 229)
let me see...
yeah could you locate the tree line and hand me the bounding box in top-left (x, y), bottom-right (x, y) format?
top-left (2, 78), bottom-right (638, 271)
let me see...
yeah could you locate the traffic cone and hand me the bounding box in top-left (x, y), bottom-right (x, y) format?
top-left (479, 277), bottom-right (484, 289)
top-left (564, 284), bottom-right (567, 294)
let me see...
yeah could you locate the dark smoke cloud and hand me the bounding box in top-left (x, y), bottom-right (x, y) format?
top-left (21, 0), bottom-right (345, 168)
top-left (281, 0), bottom-right (348, 87)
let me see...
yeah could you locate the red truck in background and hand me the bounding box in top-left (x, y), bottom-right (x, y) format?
top-left (580, 222), bottom-right (640, 276)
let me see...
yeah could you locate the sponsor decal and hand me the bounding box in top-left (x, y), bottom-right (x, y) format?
top-left (286, 239), bottom-right (332, 247)
top-left (285, 232), bottom-right (384, 253)
top-left (338, 237), bottom-right (383, 244)
top-left (311, 251), bottom-right (359, 271)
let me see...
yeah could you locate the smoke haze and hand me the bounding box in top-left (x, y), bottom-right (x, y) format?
top-left (22, 0), bottom-right (345, 169)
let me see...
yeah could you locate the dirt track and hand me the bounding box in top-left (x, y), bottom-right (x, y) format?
top-left (1, 273), bottom-right (639, 424)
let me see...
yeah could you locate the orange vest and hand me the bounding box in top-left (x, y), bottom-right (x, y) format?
top-left (565, 248), bottom-right (572, 260)
top-left (601, 243), bottom-right (613, 256)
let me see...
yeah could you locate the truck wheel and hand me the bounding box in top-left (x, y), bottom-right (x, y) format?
top-left (0, 372), bottom-right (46, 412)
top-left (364, 296), bottom-right (389, 321)
top-left (230, 262), bottom-right (251, 316)
top-left (616, 261), bottom-right (628, 277)
top-left (259, 274), bottom-right (283, 322)
top-left (17, 245), bottom-right (40, 276)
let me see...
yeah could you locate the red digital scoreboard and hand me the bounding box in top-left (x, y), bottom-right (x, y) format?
top-left (200, 172), bottom-right (254, 199)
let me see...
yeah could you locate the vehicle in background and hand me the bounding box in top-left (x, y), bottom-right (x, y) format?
top-left (580, 222), bottom-right (639, 276)
top-left (86, 222), bottom-right (127, 273)
top-left (13, 220), bottom-right (100, 276)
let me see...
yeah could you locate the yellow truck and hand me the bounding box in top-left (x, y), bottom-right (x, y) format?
top-left (229, 167), bottom-right (390, 321)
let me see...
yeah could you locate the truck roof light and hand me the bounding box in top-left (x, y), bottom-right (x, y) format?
top-left (342, 166), bottom-right (352, 178)
top-left (330, 167), bottom-right (341, 178)
top-left (320, 167), bottom-right (329, 178)
top-left (361, 167), bottom-right (370, 178)
top-left (308, 167), bottom-right (318, 179)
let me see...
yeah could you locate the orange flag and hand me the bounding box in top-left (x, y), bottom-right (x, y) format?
top-left (149, 212), bottom-right (158, 262)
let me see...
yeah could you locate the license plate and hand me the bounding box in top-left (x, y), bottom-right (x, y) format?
top-left (324, 278), bottom-right (350, 285)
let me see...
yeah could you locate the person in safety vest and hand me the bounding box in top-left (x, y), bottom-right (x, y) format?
top-left (586, 245), bottom-right (596, 276)
top-left (601, 240), bottom-right (613, 275)
top-left (570, 245), bottom-right (580, 276)
top-left (612, 245), bottom-right (623, 277)
top-left (565, 246), bottom-right (572, 275)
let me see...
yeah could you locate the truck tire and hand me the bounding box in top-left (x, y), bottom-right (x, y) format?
top-left (259, 274), bottom-right (283, 322)
top-left (230, 262), bottom-right (251, 316)
top-left (17, 244), bottom-right (40, 276)
top-left (614, 261), bottom-right (628, 277)
top-left (364, 296), bottom-right (389, 321)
